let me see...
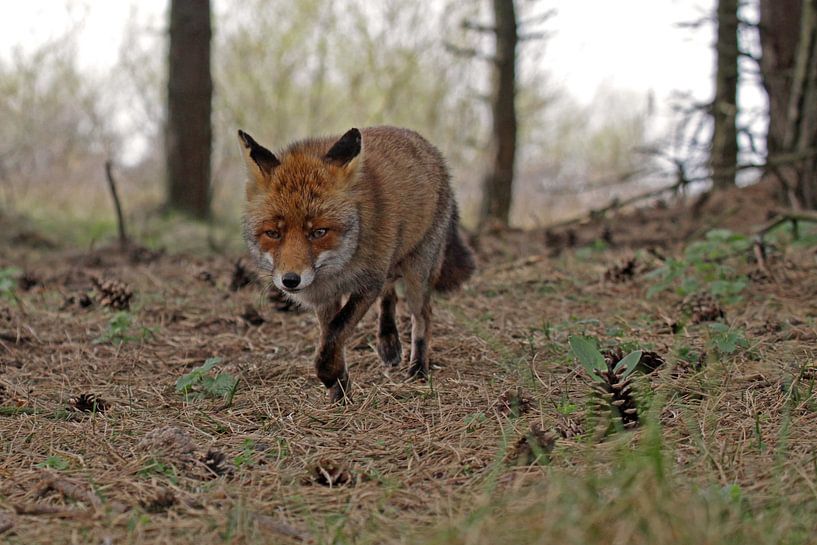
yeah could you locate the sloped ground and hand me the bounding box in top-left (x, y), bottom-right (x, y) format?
top-left (1, 184), bottom-right (817, 544)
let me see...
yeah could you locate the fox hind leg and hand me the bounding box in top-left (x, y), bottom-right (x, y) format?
top-left (402, 271), bottom-right (433, 380)
top-left (376, 282), bottom-right (402, 367)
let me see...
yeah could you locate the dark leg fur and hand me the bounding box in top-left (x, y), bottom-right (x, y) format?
top-left (407, 337), bottom-right (428, 379)
top-left (314, 289), bottom-right (381, 403)
top-left (376, 283), bottom-right (402, 366)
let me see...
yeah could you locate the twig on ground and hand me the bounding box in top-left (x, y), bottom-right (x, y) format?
top-left (34, 473), bottom-right (127, 514)
top-left (756, 209), bottom-right (817, 239)
top-left (12, 503), bottom-right (88, 518)
top-left (545, 180), bottom-right (686, 230)
top-left (753, 238), bottom-right (773, 280)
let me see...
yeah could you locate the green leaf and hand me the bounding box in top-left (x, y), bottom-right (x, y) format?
top-left (707, 322), bottom-right (729, 333)
top-left (210, 374), bottom-right (238, 397)
top-left (710, 279), bottom-right (746, 298)
top-left (38, 455), bottom-right (70, 470)
top-left (200, 357), bottom-right (222, 372)
top-left (678, 276), bottom-right (701, 296)
top-left (175, 356), bottom-right (238, 401)
top-left (175, 370), bottom-right (200, 393)
top-left (614, 350), bottom-right (643, 378)
top-left (707, 324), bottom-right (749, 355)
top-left (569, 336), bottom-right (606, 381)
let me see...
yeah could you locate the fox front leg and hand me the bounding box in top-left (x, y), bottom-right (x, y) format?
top-left (314, 341), bottom-right (350, 404)
top-left (314, 288), bottom-right (381, 403)
top-left (314, 299), bottom-right (347, 402)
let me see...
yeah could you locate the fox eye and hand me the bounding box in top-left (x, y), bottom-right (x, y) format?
top-left (309, 228), bottom-right (327, 240)
top-left (263, 230), bottom-right (281, 240)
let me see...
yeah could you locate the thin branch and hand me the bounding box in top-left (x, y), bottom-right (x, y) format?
top-left (519, 31), bottom-right (551, 41)
top-left (544, 179), bottom-right (688, 231)
top-left (104, 160), bottom-right (129, 251)
top-left (738, 126), bottom-right (760, 154)
top-left (738, 17), bottom-right (759, 29)
top-left (756, 209), bottom-right (817, 238)
top-left (676, 16), bottom-right (714, 30)
top-left (738, 50), bottom-right (762, 63)
top-left (443, 42), bottom-right (496, 63)
top-left (680, 149), bottom-right (817, 184)
top-left (462, 19), bottom-right (495, 33)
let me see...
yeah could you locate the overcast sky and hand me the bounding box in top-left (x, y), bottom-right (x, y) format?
top-left (0, 0), bottom-right (717, 104)
top-left (1, 0), bottom-right (747, 169)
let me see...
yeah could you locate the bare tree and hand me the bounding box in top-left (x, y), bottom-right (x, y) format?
top-left (166, 0), bottom-right (212, 219)
top-left (759, 0), bottom-right (801, 155)
top-left (479, 0), bottom-right (518, 226)
top-left (759, 0), bottom-right (817, 209)
top-left (447, 0), bottom-right (551, 227)
top-left (711, 0), bottom-right (739, 189)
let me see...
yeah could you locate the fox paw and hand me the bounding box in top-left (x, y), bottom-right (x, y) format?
top-left (406, 360), bottom-right (428, 381)
top-left (327, 375), bottom-right (351, 404)
top-left (376, 333), bottom-right (402, 366)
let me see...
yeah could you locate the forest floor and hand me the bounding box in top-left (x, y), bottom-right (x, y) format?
top-left (1, 182), bottom-right (817, 545)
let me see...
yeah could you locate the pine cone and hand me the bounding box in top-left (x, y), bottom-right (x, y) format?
top-left (310, 459), bottom-right (354, 487)
top-left (495, 387), bottom-right (533, 417)
top-left (602, 347), bottom-right (664, 375)
top-left (240, 305), bottom-right (265, 326)
top-left (141, 488), bottom-right (177, 513)
top-left (638, 350), bottom-right (665, 374)
top-left (681, 292), bottom-right (724, 324)
top-left (17, 272), bottom-right (40, 291)
top-left (229, 259), bottom-right (256, 292)
top-left (593, 353), bottom-right (639, 430)
top-left (138, 426), bottom-right (196, 457)
top-left (92, 277), bottom-right (133, 310)
top-left (61, 293), bottom-right (94, 310)
top-left (603, 257), bottom-right (637, 283)
top-left (195, 270), bottom-right (215, 285)
top-left (68, 393), bottom-right (108, 413)
top-left (602, 347), bottom-right (625, 367)
top-left (506, 423), bottom-right (556, 465)
top-left (202, 449), bottom-right (230, 477)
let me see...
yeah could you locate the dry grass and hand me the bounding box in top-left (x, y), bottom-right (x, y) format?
top-left (1, 194), bottom-right (817, 544)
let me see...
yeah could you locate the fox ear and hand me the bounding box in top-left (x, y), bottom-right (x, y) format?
top-left (325, 128), bottom-right (362, 170)
top-left (237, 130), bottom-right (279, 183)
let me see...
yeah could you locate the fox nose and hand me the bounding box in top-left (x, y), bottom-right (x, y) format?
top-left (282, 272), bottom-right (301, 289)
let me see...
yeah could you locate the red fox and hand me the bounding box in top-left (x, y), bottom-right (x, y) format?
top-left (237, 126), bottom-right (475, 402)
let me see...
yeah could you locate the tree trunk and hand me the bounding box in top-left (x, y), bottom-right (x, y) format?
top-left (760, 0), bottom-right (817, 209)
top-left (166, 0), bottom-right (212, 219)
top-left (479, 0), bottom-right (518, 227)
top-left (787, 0), bottom-right (817, 209)
top-left (710, 0), bottom-right (739, 189)
top-left (759, 0), bottom-right (802, 155)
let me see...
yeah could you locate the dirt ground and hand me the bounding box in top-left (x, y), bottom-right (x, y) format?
top-left (1, 183), bottom-right (817, 544)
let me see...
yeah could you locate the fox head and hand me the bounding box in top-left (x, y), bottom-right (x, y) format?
top-left (238, 128), bottom-right (363, 297)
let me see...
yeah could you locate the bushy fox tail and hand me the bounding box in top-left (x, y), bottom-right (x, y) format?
top-left (434, 205), bottom-right (476, 293)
